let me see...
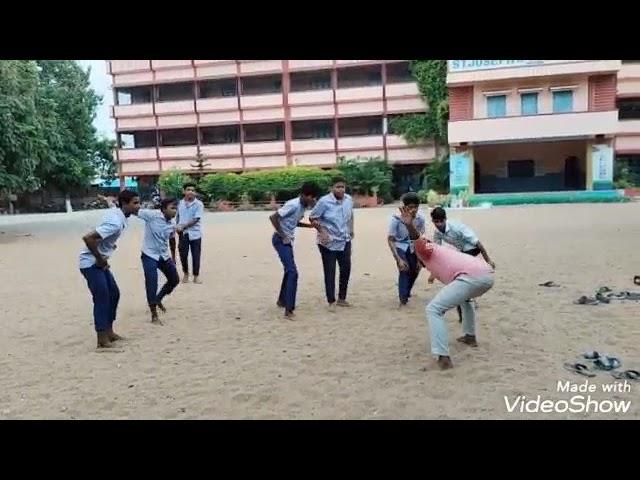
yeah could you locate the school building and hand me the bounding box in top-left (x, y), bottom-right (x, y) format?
top-left (107, 60), bottom-right (433, 195)
top-left (447, 60), bottom-right (640, 195)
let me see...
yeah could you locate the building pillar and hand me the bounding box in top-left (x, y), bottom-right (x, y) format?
top-left (585, 142), bottom-right (593, 190)
top-left (586, 139), bottom-right (614, 190)
top-left (282, 60), bottom-right (293, 166)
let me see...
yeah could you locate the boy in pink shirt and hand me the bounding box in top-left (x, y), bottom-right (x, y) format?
top-left (414, 237), bottom-right (494, 370)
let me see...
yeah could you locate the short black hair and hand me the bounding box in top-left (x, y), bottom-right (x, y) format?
top-left (300, 182), bottom-right (320, 198)
top-left (183, 182), bottom-right (197, 190)
top-left (331, 175), bottom-right (346, 186)
top-left (430, 206), bottom-right (447, 221)
top-left (117, 189), bottom-right (138, 206)
top-left (160, 198), bottom-right (177, 211)
top-left (402, 192), bottom-right (420, 206)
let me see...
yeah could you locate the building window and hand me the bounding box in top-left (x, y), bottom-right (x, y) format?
top-left (292, 120), bottom-right (334, 140)
top-left (618, 98), bottom-right (640, 120)
top-left (508, 159), bottom-right (535, 178)
top-left (116, 86), bottom-right (152, 105)
top-left (156, 82), bottom-right (194, 103)
top-left (198, 79), bottom-right (237, 98)
top-left (201, 126), bottom-right (240, 144)
top-left (552, 90), bottom-right (574, 113)
top-left (243, 122), bottom-right (284, 142)
top-left (290, 71), bottom-right (332, 92)
top-left (159, 128), bottom-right (197, 147)
top-left (118, 131), bottom-right (157, 149)
top-left (487, 95), bottom-right (507, 118)
top-left (520, 92), bottom-right (539, 115)
top-left (386, 62), bottom-right (414, 84)
top-left (337, 65), bottom-right (382, 88)
top-left (339, 116), bottom-right (383, 137)
top-left (241, 75), bottom-right (282, 96)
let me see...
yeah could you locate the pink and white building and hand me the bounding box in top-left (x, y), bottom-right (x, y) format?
top-left (107, 60), bottom-right (433, 191)
top-left (447, 60), bottom-right (640, 194)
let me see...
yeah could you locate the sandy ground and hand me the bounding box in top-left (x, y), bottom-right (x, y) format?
top-left (1, 202), bottom-right (639, 420)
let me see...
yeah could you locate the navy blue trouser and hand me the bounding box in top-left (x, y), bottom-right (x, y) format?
top-left (80, 265), bottom-right (120, 333)
top-left (318, 242), bottom-right (352, 304)
top-left (397, 247), bottom-right (420, 303)
top-left (178, 233), bottom-right (201, 276)
top-left (272, 233), bottom-right (298, 312)
top-left (141, 253), bottom-right (179, 306)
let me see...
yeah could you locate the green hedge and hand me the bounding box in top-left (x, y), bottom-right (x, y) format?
top-left (158, 170), bottom-right (194, 199)
top-left (198, 167), bottom-right (341, 202)
top-left (159, 157), bottom-right (395, 204)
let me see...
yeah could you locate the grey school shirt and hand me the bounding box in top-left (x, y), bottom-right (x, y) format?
top-left (79, 207), bottom-right (128, 269)
top-left (277, 197), bottom-right (306, 241)
top-left (177, 198), bottom-right (204, 240)
top-left (138, 209), bottom-right (176, 261)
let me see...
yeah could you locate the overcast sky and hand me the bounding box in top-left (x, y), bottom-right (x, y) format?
top-left (77, 60), bottom-right (115, 139)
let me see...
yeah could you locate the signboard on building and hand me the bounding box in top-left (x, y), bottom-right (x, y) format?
top-left (448, 60), bottom-right (588, 73)
top-left (591, 144), bottom-right (613, 190)
top-left (449, 151), bottom-right (471, 194)
top-left (448, 60), bottom-right (544, 72)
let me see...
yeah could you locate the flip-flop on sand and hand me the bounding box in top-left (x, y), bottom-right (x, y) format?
top-left (593, 356), bottom-right (621, 371)
top-left (611, 369), bottom-right (640, 381)
top-left (634, 276), bottom-right (640, 286)
top-left (539, 281), bottom-right (560, 287)
top-left (574, 296), bottom-right (599, 305)
top-left (564, 362), bottom-right (596, 377)
top-left (583, 351), bottom-right (601, 360)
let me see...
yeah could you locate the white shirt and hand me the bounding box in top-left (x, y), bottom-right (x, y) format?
top-left (138, 209), bottom-right (176, 261)
top-left (79, 208), bottom-right (128, 269)
top-left (177, 198), bottom-right (204, 240)
top-left (433, 219), bottom-right (479, 253)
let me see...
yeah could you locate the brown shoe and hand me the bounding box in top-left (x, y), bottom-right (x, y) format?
top-left (456, 335), bottom-right (478, 347)
top-left (437, 356), bottom-right (454, 370)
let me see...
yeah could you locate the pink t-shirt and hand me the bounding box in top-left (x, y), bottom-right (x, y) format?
top-left (415, 239), bottom-right (493, 285)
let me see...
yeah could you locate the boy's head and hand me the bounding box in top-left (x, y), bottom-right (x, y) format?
top-left (331, 176), bottom-right (347, 199)
top-left (430, 206), bottom-right (447, 233)
top-left (117, 189), bottom-right (141, 216)
top-left (402, 192), bottom-right (420, 217)
top-left (300, 182), bottom-right (320, 208)
top-left (160, 198), bottom-right (178, 219)
top-left (183, 182), bottom-right (197, 201)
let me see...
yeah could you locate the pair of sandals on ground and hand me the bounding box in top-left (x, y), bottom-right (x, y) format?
top-left (564, 351), bottom-right (639, 380)
top-left (574, 286), bottom-right (640, 305)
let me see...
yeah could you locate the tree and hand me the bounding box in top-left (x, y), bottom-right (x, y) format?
top-left (421, 156), bottom-right (449, 193)
top-left (34, 60), bottom-right (107, 197)
top-left (0, 60), bottom-right (117, 210)
top-left (389, 60), bottom-right (449, 156)
top-left (0, 60), bottom-right (43, 194)
top-left (337, 156), bottom-right (394, 201)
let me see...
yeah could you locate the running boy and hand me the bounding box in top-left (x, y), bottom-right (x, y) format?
top-left (430, 207), bottom-right (495, 267)
top-left (176, 182), bottom-right (205, 284)
top-left (137, 198), bottom-right (180, 325)
top-left (429, 206), bottom-right (495, 321)
top-left (269, 182), bottom-right (320, 318)
top-left (387, 192), bottom-right (426, 306)
top-left (79, 189), bottom-right (140, 349)
top-left (415, 238), bottom-right (495, 370)
top-left (309, 176), bottom-right (355, 308)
